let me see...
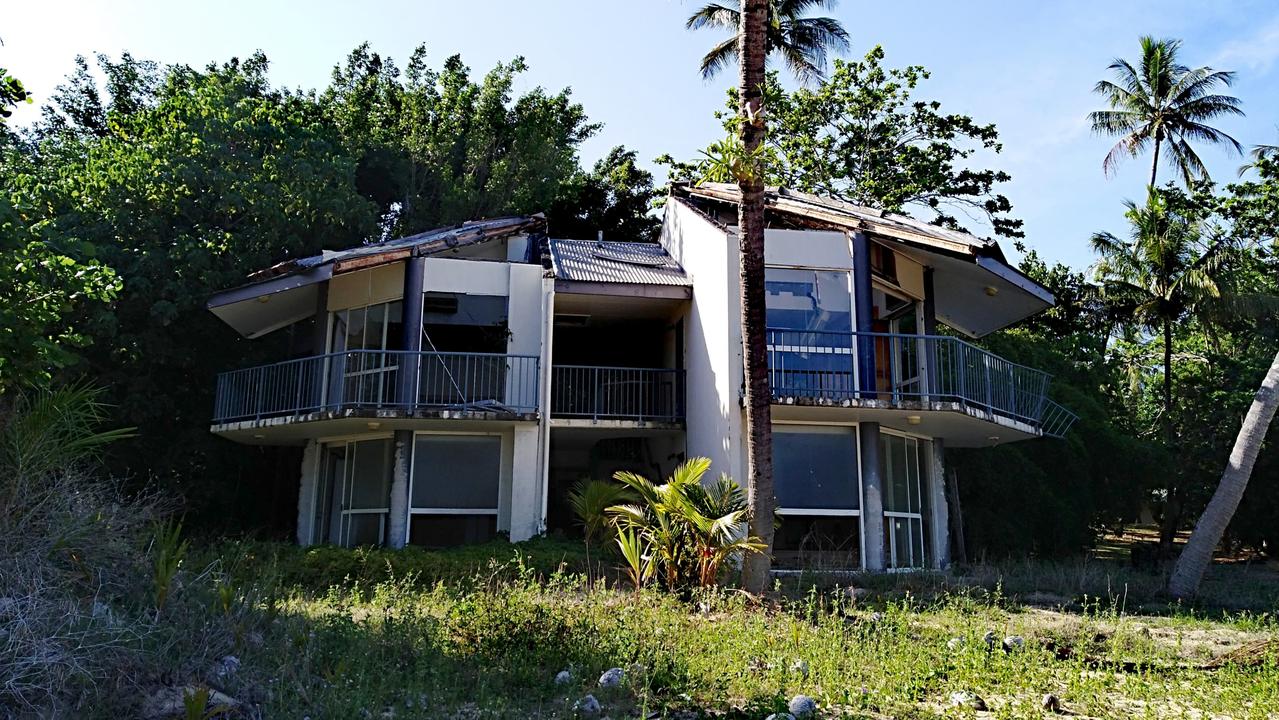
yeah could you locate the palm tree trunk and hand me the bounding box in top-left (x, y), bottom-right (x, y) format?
top-left (1158, 318), bottom-right (1180, 555)
top-left (1150, 131), bottom-right (1162, 188)
top-left (1169, 349), bottom-right (1279, 598)
top-left (738, 0), bottom-right (774, 594)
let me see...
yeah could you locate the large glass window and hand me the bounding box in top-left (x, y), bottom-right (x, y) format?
top-left (766, 269), bottom-right (855, 399)
top-left (773, 426), bottom-right (859, 511)
top-left (880, 433), bottom-right (927, 569)
top-left (330, 301), bottom-right (404, 406)
top-left (314, 438), bottom-right (393, 547)
top-left (772, 425), bottom-right (861, 570)
top-left (408, 434), bottom-right (502, 547)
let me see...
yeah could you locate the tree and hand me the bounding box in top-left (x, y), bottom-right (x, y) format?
top-left (547, 146), bottom-right (661, 241)
top-left (1169, 349), bottom-right (1279, 597)
top-left (766, 47), bottom-right (1023, 237)
top-left (686, 0), bottom-right (850, 83)
top-left (1089, 36), bottom-right (1243, 187)
top-left (1090, 187), bottom-right (1229, 552)
top-left (734, 0), bottom-right (774, 594)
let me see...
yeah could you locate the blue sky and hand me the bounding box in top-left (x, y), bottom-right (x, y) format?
top-left (7, 1), bottom-right (1279, 269)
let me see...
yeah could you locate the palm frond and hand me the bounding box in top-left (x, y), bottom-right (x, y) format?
top-left (686, 1), bottom-right (740, 30)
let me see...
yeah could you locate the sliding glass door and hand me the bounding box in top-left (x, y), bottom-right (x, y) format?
top-left (880, 433), bottom-right (928, 569)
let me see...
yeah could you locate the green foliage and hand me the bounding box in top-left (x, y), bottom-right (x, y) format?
top-left (665, 46), bottom-right (1023, 238)
top-left (151, 519), bottom-right (189, 613)
top-left (0, 66), bottom-right (31, 123)
top-left (547, 146), bottom-right (661, 241)
top-left (615, 525), bottom-right (656, 590)
top-left (686, 0), bottom-right (850, 82)
top-left (608, 458), bottom-right (765, 589)
top-left (0, 382), bottom-right (133, 484)
top-left (567, 478), bottom-right (634, 548)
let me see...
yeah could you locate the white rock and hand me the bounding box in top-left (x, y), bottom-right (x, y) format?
top-left (949, 691), bottom-right (987, 711)
top-left (574, 694), bottom-right (601, 716)
top-left (790, 659), bottom-right (809, 678)
top-left (946, 637), bottom-right (963, 651)
top-left (787, 694), bottom-right (817, 717)
top-left (1002, 635), bottom-right (1025, 652)
top-left (554, 670), bottom-right (573, 685)
top-left (141, 686), bottom-right (239, 719)
top-left (765, 714), bottom-right (797, 720)
top-left (598, 667), bottom-right (624, 688)
top-left (1041, 693), bottom-right (1060, 712)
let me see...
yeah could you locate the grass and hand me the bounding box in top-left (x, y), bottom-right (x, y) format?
top-left (187, 541), bottom-right (1279, 720)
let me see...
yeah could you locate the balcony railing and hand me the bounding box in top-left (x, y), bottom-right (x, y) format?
top-left (213, 350), bottom-right (539, 423)
top-left (551, 366), bottom-right (685, 422)
top-left (766, 328), bottom-right (1077, 437)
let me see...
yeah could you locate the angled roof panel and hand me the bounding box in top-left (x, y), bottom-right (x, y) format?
top-left (549, 239), bottom-right (691, 287)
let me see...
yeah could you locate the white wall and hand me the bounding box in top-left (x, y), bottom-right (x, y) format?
top-left (422, 256), bottom-right (511, 296)
top-left (328, 262), bottom-right (405, 311)
top-left (661, 200), bottom-right (743, 484)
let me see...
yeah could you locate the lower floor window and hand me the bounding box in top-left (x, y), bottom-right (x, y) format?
top-left (408, 434), bottom-right (502, 547)
top-left (773, 515), bottom-right (861, 571)
top-left (772, 424), bottom-right (861, 570)
top-left (313, 437), bottom-right (393, 548)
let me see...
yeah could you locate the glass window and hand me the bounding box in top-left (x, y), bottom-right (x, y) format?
top-left (765, 268), bottom-right (852, 333)
top-left (410, 435), bottom-right (501, 510)
top-left (349, 439), bottom-right (392, 510)
top-left (773, 426), bottom-right (858, 511)
top-left (881, 434), bottom-right (922, 514)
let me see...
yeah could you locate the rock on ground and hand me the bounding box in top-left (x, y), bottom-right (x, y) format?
top-left (141, 686), bottom-right (239, 719)
top-left (554, 670), bottom-right (573, 685)
top-left (949, 691), bottom-right (988, 711)
top-left (598, 667), bottom-right (625, 688)
top-left (787, 694), bottom-right (817, 717)
top-left (574, 694), bottom-right (601, 716)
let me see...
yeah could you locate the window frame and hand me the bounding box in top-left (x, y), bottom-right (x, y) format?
top-left (404, 430), bottom-right (505, 547)
top-left (773, 421), bottom-right (866, 570)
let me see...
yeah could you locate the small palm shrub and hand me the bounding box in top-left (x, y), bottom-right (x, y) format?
top-left (607, 457), bottom-right (764, 590)
top-left (567, 478), bottom-right (635, 567)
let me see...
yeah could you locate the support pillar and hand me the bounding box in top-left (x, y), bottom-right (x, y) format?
top-left (509, 425), bottom-right (542, 541)
top-left (859, 422), bottom-right (885, 570)
top-left (928, 439), bottom-right (950, 569)
top-left (388, 430), bottom-right (412, 549)
top-left (296, 440), bottom-right (322, 546)
top-left (398, 256), bottom-right (426, 406)
top-left (851, 231), bottom-right (877, 398)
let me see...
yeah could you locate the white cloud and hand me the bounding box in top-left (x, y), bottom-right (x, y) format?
top-left (1212, 16), bottom-right (1279, 74)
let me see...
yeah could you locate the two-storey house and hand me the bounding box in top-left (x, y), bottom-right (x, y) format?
top-left (206, 184), bottom-right (1075, 571)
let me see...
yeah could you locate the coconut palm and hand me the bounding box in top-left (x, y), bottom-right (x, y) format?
top-left (1090, 188), bottom-right (1228, 552)
top-left (1169, 349), bottom-right (1279, 598)
top-left (686, 0), bottom-right (850, 83)
top-left (567, 478), bottom-right (635, 571)
top-left (1089, 36), bottom-right (1244, 187)
top-left (688, 0), bottom-right (846, 595)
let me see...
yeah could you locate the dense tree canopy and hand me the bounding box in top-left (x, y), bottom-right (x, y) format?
top-left (2, 47), bottom-right (658, 528)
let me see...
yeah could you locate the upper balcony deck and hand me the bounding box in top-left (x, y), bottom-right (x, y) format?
top-left (766, 328), bottom-right (1076, 439)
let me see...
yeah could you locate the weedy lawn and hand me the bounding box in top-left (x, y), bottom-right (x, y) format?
top-left (197, 541), bottom-right (1279, 720)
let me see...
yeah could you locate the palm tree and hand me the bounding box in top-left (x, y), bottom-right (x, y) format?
top-left (687, 0), bottom-right (846, 595)
top-left (1089, 36), bottom-right (1244, 187)
top-left (1168, 349), bottom-right (1279, 598)
top-left (1091, 188), bottom-right (1228, 553)
top-left (687, 0), bottom-right (850, 83)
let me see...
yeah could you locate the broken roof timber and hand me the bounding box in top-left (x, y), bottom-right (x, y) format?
top-left (244, 214), bottom-right (546, 284)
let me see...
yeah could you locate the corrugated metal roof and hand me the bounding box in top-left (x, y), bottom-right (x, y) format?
top-left (549, 239), bottom-right (691, 286)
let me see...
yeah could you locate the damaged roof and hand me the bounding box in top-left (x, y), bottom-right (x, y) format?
top-left (245, 214), bottom-right (546, 283)
top-left (673, 183), bottom-right (1007, 261)
top-left (549, 239), bottom-right (691, 287)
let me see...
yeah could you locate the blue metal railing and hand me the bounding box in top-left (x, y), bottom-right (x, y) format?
top-left (766, 328), bottom-right (1076, 435)
top-left (551, 366), bottom-right (685, 422)
top-left (213, 349), bottom-right (540, 423)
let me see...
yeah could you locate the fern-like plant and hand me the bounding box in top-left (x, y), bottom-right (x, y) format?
top-left (151, 519), bottom-right (188, 614)
top-left (567, 478), bottom-right (634, 569)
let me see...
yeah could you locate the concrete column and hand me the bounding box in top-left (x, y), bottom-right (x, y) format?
top-left (929, 438), bottom-right (951, 569)
top-left (859, 422), bottom-right (885, 570)
top-left (387, 430), bottom-right (412, 549)
top-left (509, 425), bottom-right (542, 541)
top-left (296, 440), bottom-right (322, 545)
top-left (851, 231), bottom-right (877, 398)
top-left (398, 256), bottom-right (426, 406)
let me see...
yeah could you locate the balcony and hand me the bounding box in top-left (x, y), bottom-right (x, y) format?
top-left (550, 366), bottom-right (685, 424)
top-left (766, 328), bottom-right (1077, 438)
top-left (213, 350), bottom-right (540, 425)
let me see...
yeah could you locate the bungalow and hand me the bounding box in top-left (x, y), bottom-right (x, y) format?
top-left (206, 183), bottom-right (1075, 571)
